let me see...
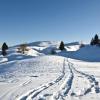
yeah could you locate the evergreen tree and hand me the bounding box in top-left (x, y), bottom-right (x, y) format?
top-left (90, 34), bottom-right (100, 45)
top-left (90, 38), bottom-right (94, 45)
top-left (94, 34), bottom-right (99, 44)
top-left (59, 41), bottom-right (65, 50)
top-left (2, 50), bottom-right (7, 56)
top-left (1, 42), bottom-right (8, 56)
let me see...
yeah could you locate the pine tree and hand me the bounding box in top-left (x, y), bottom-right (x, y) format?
top-left (2, 50), bottom-right (7, 56)
top-left (59, 41), bottom-right (65, 50)
top-left (90, 38), bottom-right (94, 45)
top-left (94, 34), bottom-right (99, 45)
top-left (1, 42), bottom-right (8, 56)
top-left (90, 34), bottom-right (100, 45)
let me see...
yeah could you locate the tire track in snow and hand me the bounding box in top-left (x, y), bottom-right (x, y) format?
top-left (16, 59), bottom-right (66, 100)
top-left (16, 58), bottom-right (100, 100)
top-left (67, 59), bottom-right (100, 97)
top-left (50, 59), bottom-right (74, 100)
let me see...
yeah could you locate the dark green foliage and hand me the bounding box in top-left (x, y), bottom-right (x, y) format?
top-left (90, 38), bottom-right (94, 45)
top-left (90, 34), bottom-right (100, 45)
top-left (59, 41), bottom-right (65, 50)
top-left (94, 34), bottom-right (99, 44)
top-left (2, 42), bottom-right (8, 51)
top-left (1, 42), bottom-right (8, 56)
top-left (2, 51), bottom-right (7, 56)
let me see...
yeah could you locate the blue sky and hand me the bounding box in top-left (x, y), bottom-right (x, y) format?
top-left (0, 0), bottom-right (100, 45)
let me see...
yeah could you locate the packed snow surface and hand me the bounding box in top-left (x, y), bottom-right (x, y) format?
top-left (0, 41), bottom-right (100, 100)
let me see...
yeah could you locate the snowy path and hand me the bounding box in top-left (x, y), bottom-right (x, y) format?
top-left (16, 59), bottom-right (66, 100)
top-left (50, 59), bottom-right (74, 100)
top-left (38, 59), bottom-right (100, 100)
top-left (64, 59), bottom-right (100, 100)
top-left (16, 58), bottom-right (100, 100)
top-left (50, 59), bottom-right (100, 100)
top-left (1, 57), bottom-right (98, 100)
top-left (67, 59), bottom-right (100, 96)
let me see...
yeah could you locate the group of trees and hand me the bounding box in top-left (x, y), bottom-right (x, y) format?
top-left (0, 41), bottom-right (65, 56)
top-left (1, 43), bottom-right (28, 56)
top-left (1, 34), bottom-right (99, 56)
top-left (59, 34), bottom-right (100, 52)
top-left (90, 34), bottom-right (100, 45)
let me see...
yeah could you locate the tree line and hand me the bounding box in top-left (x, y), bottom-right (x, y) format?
top-left (59, 34), bottom-right (100, 51)
top-left (1, 34), bottom-right (99, 56)
top-left (90, 34), bottom-right (100, 45)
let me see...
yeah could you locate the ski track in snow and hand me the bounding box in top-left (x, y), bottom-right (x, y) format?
top-left (12, 58), bottom-right (100, 100)
top-left (50, 59), bottom-right (74, 100)
top-left (39, 58), bottom-right (100, 100)
top-left (1, 42), bottom-right (100, 100)
top-left (16, 59), bottom-right (66, 100)
top-left (67, 58), bottom-right (100, 97)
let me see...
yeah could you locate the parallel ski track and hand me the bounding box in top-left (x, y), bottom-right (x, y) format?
top-left (67, 58), bottom-right (100, 97)
top-left (16, 58), bottom-right (100, 100)
top-left (16, 59), bottom-right (66, 100)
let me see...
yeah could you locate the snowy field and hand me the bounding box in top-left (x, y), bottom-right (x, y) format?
top-left (0, 41), bottom-right (100, 100)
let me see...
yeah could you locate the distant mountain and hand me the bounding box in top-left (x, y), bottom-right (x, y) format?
top-left (65, 42), bottom-right (80, 46)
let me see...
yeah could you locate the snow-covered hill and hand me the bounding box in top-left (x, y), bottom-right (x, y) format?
top-left (0, 41), bottom-right (100, 100)
top-left (69, 45), bottom-right (100, 62)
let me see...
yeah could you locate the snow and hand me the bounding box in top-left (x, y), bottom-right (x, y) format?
top-left (0, 41), bottom-right (100, 100)
top-left (27, 41), bottom-right (60, 47)
top-left (70, 45), bottom-right (100, 62)
top-left (66, 45), bottom-right (80, 51)
top-left (0, 57), bottom-right (8, 63)
top-left (26, 48), bottom-right (42, 56)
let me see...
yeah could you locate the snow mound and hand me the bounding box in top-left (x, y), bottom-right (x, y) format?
top-left (42, 46), bottom-right (57, 54)
top-left (0, 57), bottom-right (8, 63)
top-left (66, 45), bottom-right (80, 51)
top-left (71, 45), bottom-right (100, 62)
top-left (64, 42), bottom-right (80, 51)
top-left (26, 48), bottom-right (42, 56)
top-left (65, 42), bottom-right (79, 46)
